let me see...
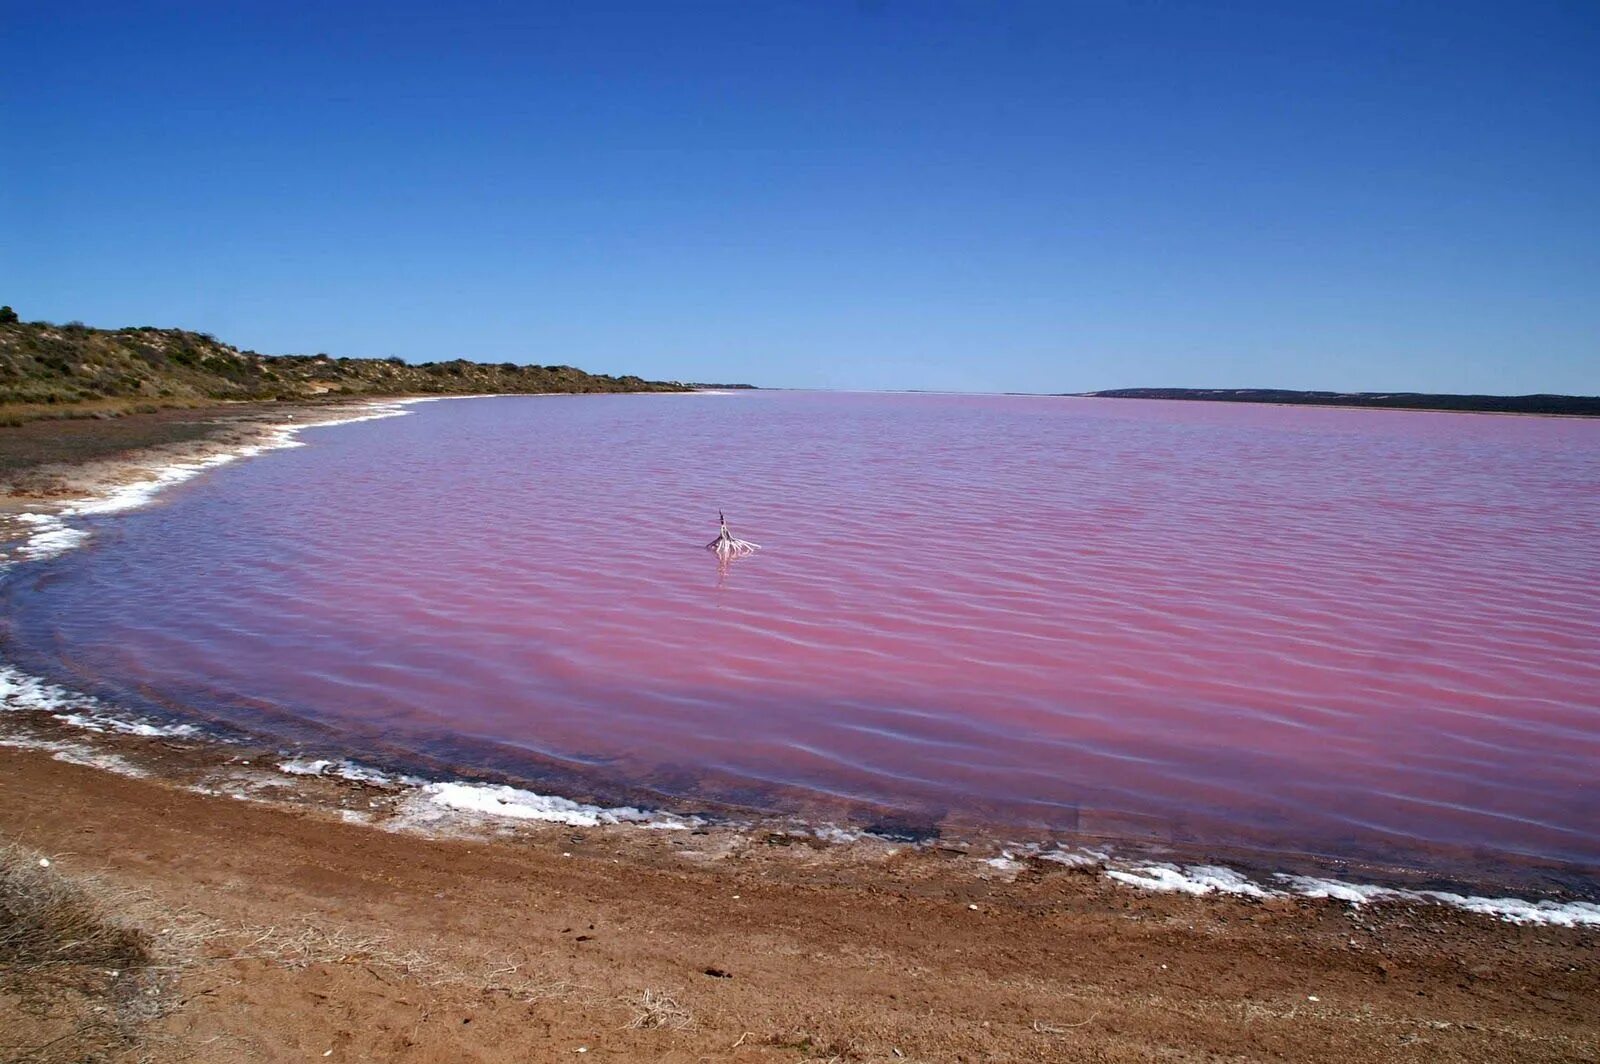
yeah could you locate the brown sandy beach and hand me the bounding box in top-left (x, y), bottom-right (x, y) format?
top-left (2, 405), bottom-right (1597, 1063)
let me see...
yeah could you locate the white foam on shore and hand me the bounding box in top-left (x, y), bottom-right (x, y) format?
top-left (0, 735), bottom-right (149, 778)
top-left (1274, 874), bottom-right (1600, 927)
top-left (404, 780), bottom-right (684, 830)
top-left (1034, 846), bottom-right (1112, 869)
top-left (1089, 861), bottom-right (1600, 926)
top-left (639, 818), bottom-right (694, 831)
top-left (811, 824), bottom-right (865, 845)
top-left (1274, 874), bottom-right (1400, 905)
top-left (1105, 862), bottom-right (1275, 898)
top-left (0, 663), bottom-right (198, 738)
top-left (278, 760), bottom-right (700, 832)
top-left (276, 756), bottom-right (414, 786)
top-left (11, 513), bottom-right (89, 559)
top-left (981, 854), bottom-right (1026, 881)
top-left (1418, 892), bottom-right (1600, 927)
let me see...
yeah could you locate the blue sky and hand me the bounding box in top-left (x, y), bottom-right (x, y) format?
top-left (4, 1), bottom-right (1596, 394)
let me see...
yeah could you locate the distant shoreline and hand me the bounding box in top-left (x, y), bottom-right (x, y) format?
top-left (1075, 387), bottom-right (1600, 417)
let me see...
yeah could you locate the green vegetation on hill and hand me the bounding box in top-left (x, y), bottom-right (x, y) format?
top-left (0, 310), bottom-right (690, 413)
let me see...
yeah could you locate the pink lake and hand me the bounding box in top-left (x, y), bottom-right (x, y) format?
top-left (4, 392), bottom-right (1598, 884)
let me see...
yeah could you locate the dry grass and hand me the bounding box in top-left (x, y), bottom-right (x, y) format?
top-left (0, 843), bottom-right (160, 1063)
top-left (220, 924), bottom-right (397, 970)
top-left (0, 398), bottom-right (211, 427)
top-left (764, 1027), bottom-right (865, 1061)
top-left (1032, 1014), bottom-right (1097, 1034)
top-left (0, 848), bottom-right (150, 983)
top-left (624, 987), bottom-right (694, 1031)
top-left (203, 922), bottom-right (574, 1004)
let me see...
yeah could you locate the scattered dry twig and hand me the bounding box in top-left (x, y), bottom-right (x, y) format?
top-left (1032, 1014), bottom-right (1098, 1034)
top-left (625, 987), bottom-right (694, 1031)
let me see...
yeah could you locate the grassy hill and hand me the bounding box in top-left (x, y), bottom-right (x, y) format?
top-left (0, 307), bottom-right (690, 418)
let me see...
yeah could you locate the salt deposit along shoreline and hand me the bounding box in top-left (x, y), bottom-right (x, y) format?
top-left (1, 396), bottom-right (1596, 1061)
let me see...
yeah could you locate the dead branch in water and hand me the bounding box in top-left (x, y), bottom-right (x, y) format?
top-left (706, 511), bottom-right (760, 558)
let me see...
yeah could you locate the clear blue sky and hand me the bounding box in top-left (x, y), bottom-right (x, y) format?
top-left (3, 2), bottom-right (1596, 394)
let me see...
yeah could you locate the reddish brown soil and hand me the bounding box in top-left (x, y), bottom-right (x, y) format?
top-left (0, 737), bottom-right (1594, 1064)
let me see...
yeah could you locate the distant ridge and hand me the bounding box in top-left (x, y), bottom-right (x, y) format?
top-left (1077, 388), bottom-right (1600, 417)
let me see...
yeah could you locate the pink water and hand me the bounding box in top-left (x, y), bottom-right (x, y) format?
top-left (5, 392), bottom-right (1599, 882)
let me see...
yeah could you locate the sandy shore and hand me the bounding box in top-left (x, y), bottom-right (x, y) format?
top-left (1, 402), bottom-right (1597, 1062)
